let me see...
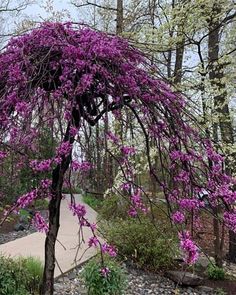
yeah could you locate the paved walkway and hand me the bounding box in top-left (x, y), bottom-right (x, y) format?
top-left (0, 194), bottom-right (98, 277)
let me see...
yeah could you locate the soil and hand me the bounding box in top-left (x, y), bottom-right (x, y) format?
top-left (204, 279), bottom-right (236, 295)
top-left (0, 211), bottom-right (19, 234)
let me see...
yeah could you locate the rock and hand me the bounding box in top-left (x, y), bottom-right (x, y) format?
top-left (197, 255), bottom-right (212, 270)
top-left (165, 271), bottom-right (203, 286)
top-left (68, 271), bottom-right (77, 280)
top-left (196, 285), bottom-right (215, 293)
top-left (14, 223), bottom-right (27, 231)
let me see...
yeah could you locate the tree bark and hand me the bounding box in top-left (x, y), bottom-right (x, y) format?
top-left (208, 1), bottom-right (235, 264)
top-left (40, 121), bottom-right (78, 294)
top-left (116, 0), bottom-right (123, 35)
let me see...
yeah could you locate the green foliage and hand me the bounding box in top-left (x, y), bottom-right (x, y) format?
top-left (100, 217), bottom-right (177, 270)
top-left (19, 256), bottom-right (43, 294)
top-left (83, 194), bottom-right (103, 211)
top-left (0, 255), bottom-right (29, 295)
top-left (34, 199), bottom-right (49, 210)
top-left (207, 264), bottom-right (225, 280)
top-left (0, 255), bottom-right (43, 295)
top-left (216, 288), bottom-right (227, 295)
top-left (81, 256), bottom-right (127, 295)
top-left (99, 195), bottom-right (129, 220)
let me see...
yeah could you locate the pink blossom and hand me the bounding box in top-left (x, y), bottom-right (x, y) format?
top-left (179, 231), bottom-right (199, 264)
top-left (88, 236), bottom-right (99, 247)
top-left (71, 160), bottom-right (91, 172)
top-left (32, 212), bottom-right (49, 233)
top-left (120, 146), bottom-right (136, 156)
top-left (100, 267), bottom-right (110, 277)
top-left (56, 141), bottom-right (72, 157)
top-left (30, 159), bottom-right (52, 172)
top-left (69, 203), bottom-right (86, 219)
top-left (69, 126), bottom-right (78, 137)
top-left (224, 212), bottom-right (236, 232)
top-left (101, 243), bottom-right (117, 257)
top-left (172, 211), bottom-right (185, 224)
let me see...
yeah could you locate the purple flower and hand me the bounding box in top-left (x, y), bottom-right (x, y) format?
top-left (101, 243), bottom-right (117, 257)
top-left (32, 212), bottom-right (49, 233)
top-left (100, 267), bottom-right (110, 278)
top-left (172, 211), bottom-right (185, 224)
top-left (69, 203), bottom-right (86, 219)
top-left (179, 231), bottom-right (199, 264)
top-left (88, 236), bottom-right (99, 247)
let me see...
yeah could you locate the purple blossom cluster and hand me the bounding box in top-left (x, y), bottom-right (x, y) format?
top-left (32, 212), bottom-right (49, 233)
top-left (101, 243), bottom-right (117, 257)
top-left (71, 160), bottom-right (91, 172)
top-left (179, 231), bottom-right (199, 264)
top-left (100, 267), bottom-right (110, 278)
top-left (56, 142), bottom-right (72, 157)
top-left (179, 199), bottom-right (204, 211)
top-left (171, 211), bottom-right (185, 224)
top-left (224, 212), bottom-right (236, 232)
top-left (128, 190), bottom-right (147, 217)
top-left (16, 189), bottom-right (37, 208)
top-left (0, 151), bottom-right (7, 160)
top-left (69, 202), bottom-right (86, 219)
top-left (30, 159), bottom-right (52, 172)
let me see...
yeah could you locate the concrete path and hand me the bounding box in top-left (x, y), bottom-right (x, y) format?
top-left (0, 194), bottom-right (98, 277)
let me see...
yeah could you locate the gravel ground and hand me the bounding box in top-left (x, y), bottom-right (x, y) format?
top-left (0, 226), bottom-right (37, 244)
top-left (0, 210), bottom-right (48, 245)
top-left (54, 264), bottom-right (217, 295)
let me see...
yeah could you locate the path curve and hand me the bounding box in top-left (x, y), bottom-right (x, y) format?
top-left (0, 194), bottom-right (98, 277)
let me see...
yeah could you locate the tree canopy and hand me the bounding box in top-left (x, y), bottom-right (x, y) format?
top-left (1, 22), bottom-right (236, 294)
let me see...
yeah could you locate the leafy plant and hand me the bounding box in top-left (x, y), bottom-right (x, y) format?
top-left (0, 255), bottom-right (29, 295)
top-left (100, 217), bottom-right (177, 270)
top-left (81, 256), bottom-right (127, 295)
top-left (19, 256), bottom-right (43, 294)
top-left (207, 264), bottom-right (225, 280)
top-left (34, 199), bottom-right (49, 210)
top-left (0, 255), bottom-right (43, 295)
top-left (99, 195), bottom-right (129, 220)
top-left (83, 194), bottom-right (103, 211)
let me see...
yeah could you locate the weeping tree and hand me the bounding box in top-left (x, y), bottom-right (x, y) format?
top-left (1, 23), bottom-right (236, 294)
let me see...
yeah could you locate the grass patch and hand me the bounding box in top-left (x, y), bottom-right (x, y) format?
top-left (83, 194), bottom-right (104, 211)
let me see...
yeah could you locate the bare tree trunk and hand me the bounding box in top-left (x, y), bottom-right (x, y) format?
top-left (116, 0), bottom-right (123, 35)
top-left (208, 2), bottom-right (235, 264)
top-left (40, 118), bottom-right (79, 294)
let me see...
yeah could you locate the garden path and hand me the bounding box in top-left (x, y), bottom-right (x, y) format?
top-left (0, 194), bottom-right (98, 277)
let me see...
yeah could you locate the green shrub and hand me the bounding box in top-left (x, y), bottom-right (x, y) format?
top-left (20, 256), bottom-right (43, 294)
top-left (207, 264), bottom-right (225, 280)
top-left (81, 256), bottom-right (127, 295)
top-left (0, 255), bottom-right (29, 295)
top-left (0, 255), bottom-right (43, 295)
top-left (100, 217), bottom-right (177, 270)
top-left (99, 195), bottom-right (129, 220)
top-left (83, 194), bottom-right (103, 211)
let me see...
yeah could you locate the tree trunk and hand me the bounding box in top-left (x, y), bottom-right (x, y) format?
top-left (40, 120), bottom-right (78, 294)
top-left (208, 1), bottom-right (235, 264)
top-left (116, 0), bottom-right (123, 35)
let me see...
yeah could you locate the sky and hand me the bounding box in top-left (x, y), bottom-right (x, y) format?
top-left (23, 0), bottom-right (87, 23)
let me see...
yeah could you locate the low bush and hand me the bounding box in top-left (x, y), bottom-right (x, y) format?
top-left (83, 194), bottom-right (104, 211)
top-left (100, 217), bottom-right (178, 270)
top-left (81, 256), bottom-right (127, 295)
top-left (20, 256), bottom-right (43, 294)
top-left (207, 264), bottom-right (225, 280)
top-left (0, 255), bottom-right (29, 295)
top-left (99, 195), bottom-right (129, 220)
top-left (0, 255), bottom-right (43, 295)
